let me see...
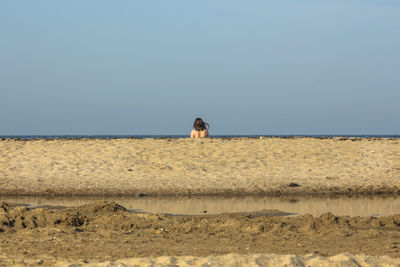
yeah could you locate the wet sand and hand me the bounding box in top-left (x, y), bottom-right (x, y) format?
top-left (4, 195), bottom-right (400, 216)
top-left (1, 201), bottom-right (400, 266)
top-left (0, 137), bottom-right (399, 196)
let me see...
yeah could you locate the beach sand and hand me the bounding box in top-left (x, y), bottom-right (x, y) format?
top-left (5, 254), bottom-right (400, 267)
top-left (1, 137), bottom-right (400, 266)
top-left (0, 137), bottom-right (399, 196)
top-left (1, 201), bottom-right (400, 266)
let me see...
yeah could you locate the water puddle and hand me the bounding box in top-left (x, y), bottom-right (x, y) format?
top-left (2, 195), bottom-right (400, 216)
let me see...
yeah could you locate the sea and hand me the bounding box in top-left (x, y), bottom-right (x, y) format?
top-left (0, 135), bottom-right (399, 140)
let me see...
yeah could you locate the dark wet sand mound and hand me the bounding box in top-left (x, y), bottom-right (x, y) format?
top-left (1, 201), bottom-right (400, 265)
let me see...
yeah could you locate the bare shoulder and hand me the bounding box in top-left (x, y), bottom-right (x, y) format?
top-left (190, 130), bottom-right (197, 138)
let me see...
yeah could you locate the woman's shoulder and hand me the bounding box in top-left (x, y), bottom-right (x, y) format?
top-left (190, 129), bottom-right (197, 138)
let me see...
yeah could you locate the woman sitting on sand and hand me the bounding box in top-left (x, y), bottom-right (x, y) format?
top-left (190, 118), bottom-right (210, 138)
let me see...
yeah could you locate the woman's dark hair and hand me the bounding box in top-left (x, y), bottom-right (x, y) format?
top-left (193, 118), bottom-right (210, 131)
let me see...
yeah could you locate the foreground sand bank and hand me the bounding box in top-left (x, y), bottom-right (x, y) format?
top-left (1, 137), bottom-right (399, 196)
top-left (1, 201), bottom-right (400, 266)
top-left (4, 253), bottom-right (400, 267)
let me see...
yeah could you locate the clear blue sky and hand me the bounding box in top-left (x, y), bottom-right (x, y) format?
top-left (1, 1), bottom-right (399, 135)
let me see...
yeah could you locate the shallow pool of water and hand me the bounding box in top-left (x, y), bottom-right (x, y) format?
top-left (2, 195), bottom-right (400, 216)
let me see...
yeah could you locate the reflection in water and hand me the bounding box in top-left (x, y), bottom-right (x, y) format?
top-left (1, 196), bottom-right (400, 216)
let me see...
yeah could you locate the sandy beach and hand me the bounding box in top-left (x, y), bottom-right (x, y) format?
top-left (1, 137), bottom-right (400, 266)
top-left (0, 137), bottom-right (399, 196)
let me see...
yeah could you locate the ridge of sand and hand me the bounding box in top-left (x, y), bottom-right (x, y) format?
top-left (0, 137), bottom-right (399, 196)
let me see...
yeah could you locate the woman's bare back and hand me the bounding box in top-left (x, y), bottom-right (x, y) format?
top-left (190, 129), bottom-right (209, 138)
